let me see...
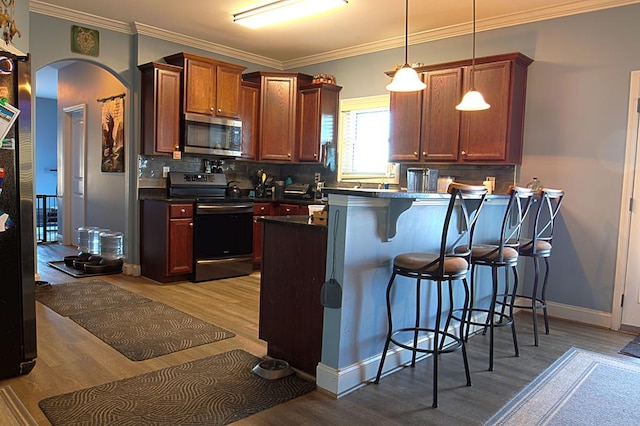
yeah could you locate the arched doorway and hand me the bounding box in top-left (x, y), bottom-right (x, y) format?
top-left (35, 59), bottom-right (129, 252)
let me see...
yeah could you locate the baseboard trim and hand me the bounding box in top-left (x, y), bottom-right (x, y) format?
top-left (316, 303), bottom-right (612, 397)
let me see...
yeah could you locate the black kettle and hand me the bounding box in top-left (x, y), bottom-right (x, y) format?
top-left (226, 181), bottom-right (242, 198)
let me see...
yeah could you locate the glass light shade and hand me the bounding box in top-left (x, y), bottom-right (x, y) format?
top-left (234, 0), bottom-right (348, 29)
top-left (456, 90), bottom-right (490, 111)
top-left (386, 65), bottom-right (426, 92)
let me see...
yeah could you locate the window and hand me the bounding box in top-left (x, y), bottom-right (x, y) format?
top-left (338, 95), bottom-right (399, 184)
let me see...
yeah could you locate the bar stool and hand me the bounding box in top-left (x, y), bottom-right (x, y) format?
top-left (454, 186), bottom-right (534, 371)
top-left (512, 188), bottom-right (565, 346)
top-left (374, 183), bottom-right (488, 408)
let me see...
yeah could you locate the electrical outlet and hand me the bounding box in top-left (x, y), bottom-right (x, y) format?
top-left (162, 166), bottom-right (170, 178)
top-left (314, 173), bottom-right (321, 183)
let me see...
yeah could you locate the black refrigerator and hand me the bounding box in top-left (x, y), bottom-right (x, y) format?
top-left (0, 51), bottom-right (36, 379)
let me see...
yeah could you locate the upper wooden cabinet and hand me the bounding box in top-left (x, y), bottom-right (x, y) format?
top-left (138, 61), bottom-right (182, 155)
top-left (242, 72), bottom-right (313, 162)
top-left (164, 52), bottom-right (246, 119)
top-left (389, 52), bottom-right (533, 165)
top-left (298, 83), bottom-right (342, 162)
top-left (239, 81), bottom-right (260, 160)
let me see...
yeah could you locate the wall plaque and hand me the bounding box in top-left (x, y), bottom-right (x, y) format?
top-left (71, 25), bottom-right (99, 57)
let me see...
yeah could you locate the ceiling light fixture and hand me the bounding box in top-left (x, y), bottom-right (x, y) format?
top-left (456, 0), bottom-right (490, 111)
top-left (386, 0), bottom-right (426, 92)
top-left (233, 0), bottom-right (348, 29)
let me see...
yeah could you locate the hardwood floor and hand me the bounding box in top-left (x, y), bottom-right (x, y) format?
top-left (2, 242), bottom-right (637, 425)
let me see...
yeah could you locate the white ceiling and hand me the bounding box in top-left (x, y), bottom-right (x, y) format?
top-left (32, 0), bottom-right (640, 98)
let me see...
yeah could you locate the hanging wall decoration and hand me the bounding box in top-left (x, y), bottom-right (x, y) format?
top-left (99, 94), bottom-right (125, 173)
top-left (71, 25), bottom-right (99, 57)
top-left (0, 0), bottom-right (21, 45)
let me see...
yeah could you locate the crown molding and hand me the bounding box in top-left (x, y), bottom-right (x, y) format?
top-left (31, 0), bottom-right (640, 70)
top-left (132, 23), bottom-right (282, 69)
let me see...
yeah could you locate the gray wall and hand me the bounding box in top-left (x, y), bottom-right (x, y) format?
top-left (27, 4), bottom-right (640, 314)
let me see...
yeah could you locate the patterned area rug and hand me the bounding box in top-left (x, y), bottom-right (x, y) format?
top-left (619, 334), bottom-right (640, 358)
top-left (35, 280), bottom-right (235, 361)
top-left (486, 347), bottom-right (640, 425)
top-left (39, 349), bottom-right (316, 426)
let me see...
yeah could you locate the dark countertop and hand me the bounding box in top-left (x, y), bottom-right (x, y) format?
top-left (323, 187), bottom-right (509, 199)
top-left (258, 214), bottom-right (327, 229)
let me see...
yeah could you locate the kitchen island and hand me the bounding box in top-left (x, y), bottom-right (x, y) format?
top-left (315, 187), bottom-right (510, 397)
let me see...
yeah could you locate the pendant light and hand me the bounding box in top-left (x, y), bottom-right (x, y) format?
top-left (456, 0), bottom-right (490, 111)
top-left (386, 0), bottom-right (426, 92)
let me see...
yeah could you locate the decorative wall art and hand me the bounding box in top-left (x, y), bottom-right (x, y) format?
top-left (0, 0), bottom-right (21, 44)
top-left (99, 94), bottom-right (125, 173)
top-left (71, 25), bottom-right (99, 57)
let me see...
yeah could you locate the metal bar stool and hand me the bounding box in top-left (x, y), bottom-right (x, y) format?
top-left (453, 186), bottom-right (534, 371)
top-left (374, 183), bottom-right (488, 408)
top-left (512, 188), bottom-right (564, 346)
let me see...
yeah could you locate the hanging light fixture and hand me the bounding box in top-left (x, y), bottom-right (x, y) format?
top-left (456, 0), bottom-right (490, 111)
top-left (386, 0), bottom-right (426, 92)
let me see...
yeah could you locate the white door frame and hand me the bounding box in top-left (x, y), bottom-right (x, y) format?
top-left (60, 104), bottom-right (86, 245)
top-left (612, 70), bottom-right (640, 330)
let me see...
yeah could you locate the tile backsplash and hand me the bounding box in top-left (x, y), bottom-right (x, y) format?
top-left (138, 154), bottom-right (519, 195)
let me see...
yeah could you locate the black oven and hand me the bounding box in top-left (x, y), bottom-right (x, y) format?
top-left (167, 172), bottom-right (253, 282)
top-left (192, 201), bottom-right (253, 282)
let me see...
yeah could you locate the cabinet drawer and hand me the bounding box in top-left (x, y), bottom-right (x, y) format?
top-left (278, 204), bottom-right (299, 215)
top-left (254, 203), bottom-right (272, 215)
top-left (170, 204), bottom-right (193, 218)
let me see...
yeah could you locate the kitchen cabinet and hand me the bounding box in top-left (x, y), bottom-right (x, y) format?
top-left (164, 52), bottom-right (246, 119)
top-left (298, 83), bottom-right (342, 163)
top-left (242, 72), bottom-right (313, 162)
top-left (138, 62), bottom-right (182, 155)
top-left (259, 217), bottom-right (327, 376)
top-left (239, 81), bottom-right (259, 160)
top-left (389, 52), bottom-right (533, 164)
top-left (140, 200), bottom-right (193, 283)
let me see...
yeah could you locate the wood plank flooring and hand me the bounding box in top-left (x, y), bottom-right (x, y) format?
top-left (1, 243), bottom-right (637, 425)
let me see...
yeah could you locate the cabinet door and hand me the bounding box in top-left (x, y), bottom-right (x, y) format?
top-left (298, 84), bottom-right (341, 163)
top-left (184, 59), bottom-right (215, 115)
top-left (389, 90), bottom-right (423, 162)
top-left (259, 76), bottom-right (297, 162)
top-left (168, 217), bottom-right (193, 275)
top-left (421, 68), bottom-right (462, 162)
top-left (240, 82), bottom-right (259, 160)
top-left (139, 62), bottom-right (181, 155)
top-left (459, 60), bottom-right (511, 162)
top-left (216, 65), bottom-right (242, 118)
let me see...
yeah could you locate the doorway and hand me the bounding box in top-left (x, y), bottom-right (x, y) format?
top-left (61, 104), bottom-right (86, 246)
top-left (613, 70), bottom-right (640, 330)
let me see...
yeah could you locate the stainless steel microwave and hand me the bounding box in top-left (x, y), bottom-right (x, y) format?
top-left (183, 114), bottom-right (242, 157)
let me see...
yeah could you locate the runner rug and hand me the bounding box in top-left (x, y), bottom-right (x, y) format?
top-left (39, 349), bottom-right (315, 426)
top-left (485, 347), bottom-right (640, 425)
top-left (35, 280), bottom-right (235, 361)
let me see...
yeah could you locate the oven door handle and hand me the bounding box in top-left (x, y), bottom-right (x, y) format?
top-left (196, 204), bottom-right (254, 214)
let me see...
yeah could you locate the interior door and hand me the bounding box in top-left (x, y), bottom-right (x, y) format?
top-left (61, 105), bottom-right (86, 246)
top-left (621, 72), bottom-right (640, 328)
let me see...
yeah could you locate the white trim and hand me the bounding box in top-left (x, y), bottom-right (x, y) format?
top-left (612, 70), bottom-right (640, 330)
top-left (316, 302), bottom-right (611, 398)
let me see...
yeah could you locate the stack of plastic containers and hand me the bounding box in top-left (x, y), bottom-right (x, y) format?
top-left (99, 231), bottom-right (124, 260)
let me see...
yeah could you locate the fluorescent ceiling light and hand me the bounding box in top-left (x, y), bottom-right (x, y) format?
top-left (234, 0), bottom-right (348, 29)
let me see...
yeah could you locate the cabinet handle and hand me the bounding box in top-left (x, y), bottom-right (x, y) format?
top-left (413, 152), bottom-right (418, 157)
top-left (422, 152), bottom-right (427, 156)
top-left (210, 107), bottom-right (214, 112)
top-left (287, 153), bottom-right (291, 158)
top-left (180, 208), bottom-right (186, 213)
top-left (189, 222), bottom-right (193, 227)
top-left (461, 151), bottom-right (467, 156)
top-left (217, 108), bottom-right (222, 113)
top-left (313, 153), bottom-right (317, 158)
top-left (285, 208), bottom-right (291, 213)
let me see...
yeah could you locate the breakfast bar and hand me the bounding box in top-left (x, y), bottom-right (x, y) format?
top-left (315, 187), bottom-right (510, 397)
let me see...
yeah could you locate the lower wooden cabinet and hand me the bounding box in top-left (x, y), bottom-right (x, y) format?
top-left (140, 200), bottom-right (194, 283)
top-left (259, 218), bottom-right (327, 376)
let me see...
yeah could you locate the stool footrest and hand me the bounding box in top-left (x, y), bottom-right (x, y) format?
top-left (389, 327), bottom-right (463, 354)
